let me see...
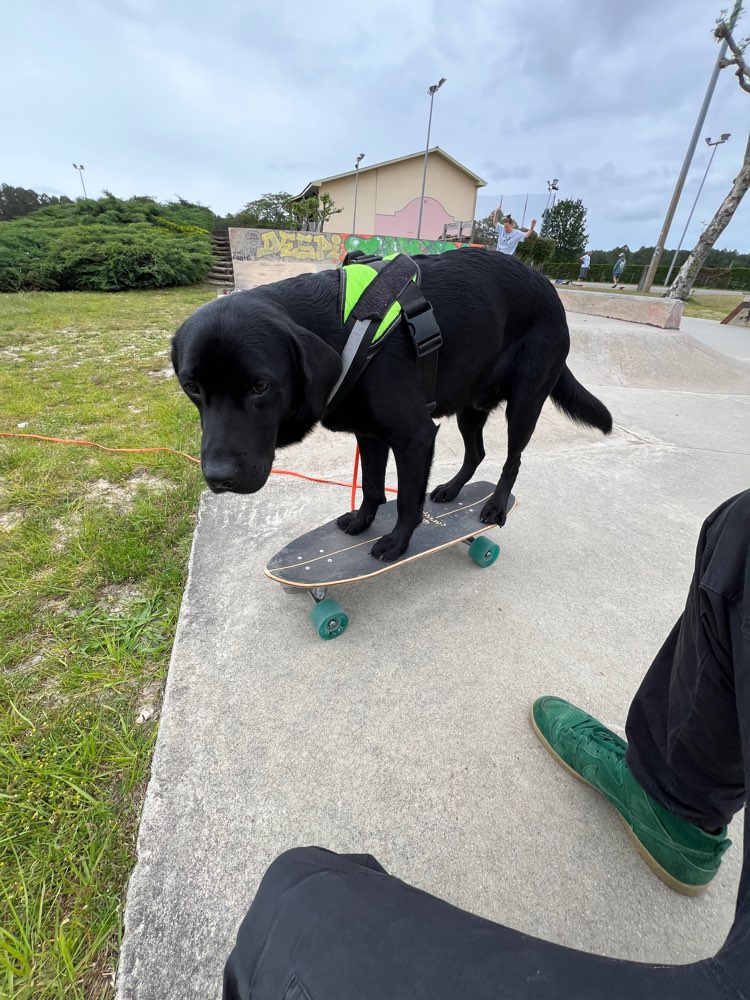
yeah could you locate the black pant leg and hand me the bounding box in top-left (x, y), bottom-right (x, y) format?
top-left (222, 846), bottom-right (740, 1000)
top-left (626, 490), bottom-right (750, 829)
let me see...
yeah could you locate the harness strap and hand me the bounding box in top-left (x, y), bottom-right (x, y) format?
top-left (396, 280), bottom-right (442, 414)
top-left (325, 318), bottom-right (378, 413)
top-left (325, 252), bottom-right (442, 415)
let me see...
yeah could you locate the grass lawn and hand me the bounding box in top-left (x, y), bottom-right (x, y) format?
top-left (0, 285), bottom-right (214, 998)
top-left (680, 292), bottom-right (746, 321)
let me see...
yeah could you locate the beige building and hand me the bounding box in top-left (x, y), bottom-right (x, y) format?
top-left (292, 148), bottom-right (486, 241)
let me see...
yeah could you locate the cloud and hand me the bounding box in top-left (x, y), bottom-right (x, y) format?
top-left (2, 0), bottom-right (749, 250)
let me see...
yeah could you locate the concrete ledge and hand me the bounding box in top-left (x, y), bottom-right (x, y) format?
top-left (555, 288), bottom-right (683, 329)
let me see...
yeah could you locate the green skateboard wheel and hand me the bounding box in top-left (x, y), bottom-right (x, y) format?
top-left (310, 598), bottom-right (349, 640)
top-left (468, 535), bottom-right (500, 567)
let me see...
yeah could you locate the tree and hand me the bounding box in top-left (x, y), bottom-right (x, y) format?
top-left (219, 191), bottom-right (341, 232)
top-left (221, 192), bottom-right (296, 230)
top-left (0, 184), bottom-right (72, 221)
top-left (515, 230), bottom-right (556, 270)
top-left (472, 213), bottom-right (498, 247)
top-left (540, 198), bottom-right (589, 260)
top-left (289, 192), bottom-right (342, 231)
top-left (667, 3), bottom-right (750, 300)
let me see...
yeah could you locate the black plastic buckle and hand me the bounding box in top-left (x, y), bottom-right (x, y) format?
top-left (341, 251), bottom-right (383, 267)
top-left (404, 304), bottom-right (442, 357)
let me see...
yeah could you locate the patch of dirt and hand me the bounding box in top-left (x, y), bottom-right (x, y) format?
top-left (135, 680), bottom-right (163, 724)
top-left (0, 511), bottom-right (23, 530)
top-left (39, 596), bottom-right (69, 612)
top-left (7, 652), bottom-right (44, 674)
top-left (0, 346), bottom-right (24, 362)
top-left (86, 473), bottom-right (174, 511)
top-left (97, 583), bottom-right (144, 614)
top-left (149, 365), bottom-right (175, 380)
top-left (129, 472), bottom-right (174, 491)
top-left (51, 511), bottom-right (82, 552)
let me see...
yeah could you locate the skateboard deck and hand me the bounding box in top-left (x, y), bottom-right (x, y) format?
top-left (265, 481), bottom-right (516, 639)
top-left (266, 480), bottom-right (516, 586)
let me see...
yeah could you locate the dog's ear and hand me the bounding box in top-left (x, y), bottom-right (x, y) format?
top-left (290, 326), bottom-right (342, 421)
top-left (170, 335), bottom-right (181, 376)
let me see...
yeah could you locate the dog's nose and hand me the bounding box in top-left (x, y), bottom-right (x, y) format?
top-left (203, 463), bottom-right (237, 493)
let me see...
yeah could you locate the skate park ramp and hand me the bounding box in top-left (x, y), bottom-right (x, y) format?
top-left (117, 311), bottom-right (750, 1000)
top-left (569, 313), bottom-right (749, 393)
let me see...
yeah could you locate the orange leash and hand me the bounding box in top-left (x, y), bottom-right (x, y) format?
top-left (0, 431), bottom-right (201, 464)
top-left (350, 446), bottom-right (360, 511)
top-left (0, 432), bottom-right (395, 505)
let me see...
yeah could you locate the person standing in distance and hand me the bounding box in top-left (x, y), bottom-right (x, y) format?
top-left (612, 252), bottom-right (626, 288)
top-left (578, 250), bottom-right (591, 283)
top-left (492, 207), bottom-right (537, 255)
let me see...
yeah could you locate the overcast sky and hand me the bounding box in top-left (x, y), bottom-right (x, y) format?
top-left (4, 0), bottom-right (749, 251)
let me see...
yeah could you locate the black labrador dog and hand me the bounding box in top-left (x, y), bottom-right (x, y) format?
top-left (172, 248), bottom-right (612, 561)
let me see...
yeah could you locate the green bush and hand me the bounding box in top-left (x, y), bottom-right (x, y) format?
top-left (158, 199), bottom-right (216, 231)
top-left (152, 215), bottom-right (210, 235)
top-left (516, 232), bottom-right (556, 270)
top-left (0, 196), bottom-right (213, 292)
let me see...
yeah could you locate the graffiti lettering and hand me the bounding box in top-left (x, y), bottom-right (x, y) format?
top-left (254, 230), bottom-right (344, 262)
top-left (230, 228), bottom-right (475, 268)
top-left (344, 235), bottom-right (463, 258)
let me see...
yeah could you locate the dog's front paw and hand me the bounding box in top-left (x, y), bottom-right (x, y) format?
top-left (370, 532), bottom-right (408, 562)
top-left (430, 481), bottom-right (460, 503)
top-left (479, 498), bottom-right (507, 527)
top-left (337, 510), bottom-right (374, 535)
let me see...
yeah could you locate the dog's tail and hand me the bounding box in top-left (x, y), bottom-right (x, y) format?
top-left (550, 365), bottom-right (612, 434)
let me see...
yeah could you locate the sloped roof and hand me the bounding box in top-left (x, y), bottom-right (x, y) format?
top-left (291, 147), bottom-right (487, 201)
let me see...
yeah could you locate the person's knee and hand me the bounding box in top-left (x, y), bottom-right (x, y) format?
top-left (263, 846), bottom-right (330, 888)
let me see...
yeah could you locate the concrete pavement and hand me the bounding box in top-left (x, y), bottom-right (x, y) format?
top-left (117, 311), bottom-right (750, 999)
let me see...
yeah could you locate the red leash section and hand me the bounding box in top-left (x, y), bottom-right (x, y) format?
top-left (350, 445), bottom-right (360, 511)
top-left (0, 433), bottom-right (396, 510)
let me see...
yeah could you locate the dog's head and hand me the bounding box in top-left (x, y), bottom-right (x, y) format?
top-left (172, 294), bottom-right (341, 494)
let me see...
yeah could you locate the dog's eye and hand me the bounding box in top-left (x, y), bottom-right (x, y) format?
top-left (182, 381), bottom-right (200, 396)
top-left (251, 380), bottom-right (270, 396)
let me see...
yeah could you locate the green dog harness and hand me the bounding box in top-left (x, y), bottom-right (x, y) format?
top-left (325, 251), bottom-right (442, 415)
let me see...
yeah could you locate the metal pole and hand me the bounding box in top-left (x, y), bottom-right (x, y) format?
top-left (352, 170), bottom-right (359, 233)
top-left (352, 166), bottom-right (360, 234)
top-left (637, 35), bottom-right (732, 292)
top-left (73, 164), bottom-right (87, 198)
top-left (663, 140), bottom-right (722, 287)
top-left (416, 92), bottom-right (435, 240)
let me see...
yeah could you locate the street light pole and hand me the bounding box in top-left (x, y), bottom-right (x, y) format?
top-left (72, 163), bottom-right (87, 198)
top-left (545, 178), bottom-right (559, 214)
top-left (636, 5), bottom-right (739, 293)
top-left (352, 153), bottom-right (365, 234)
top-left (664, 134), bottom-right (730, 287)
top-left (416, 77), bottom-right (446, 240)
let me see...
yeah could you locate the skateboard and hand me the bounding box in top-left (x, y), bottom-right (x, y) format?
top-left (265, 481), bottom-right (517, 639)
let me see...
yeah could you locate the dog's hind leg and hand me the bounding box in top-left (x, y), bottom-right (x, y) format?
top-left (337, 436), bottom-right (390, 535)
top-left (430, 407), bottom-right (489, 503)
top-left (480, 388), bottom-right (547, 527)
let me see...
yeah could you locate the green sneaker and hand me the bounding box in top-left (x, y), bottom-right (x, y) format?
top-left (531, 696), bottom-right (731, 895)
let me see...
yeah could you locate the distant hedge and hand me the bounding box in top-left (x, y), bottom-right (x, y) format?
top-left (0, 195), bottom-right (213, 292)
top-left (544, 261), bottom-right (750, 290)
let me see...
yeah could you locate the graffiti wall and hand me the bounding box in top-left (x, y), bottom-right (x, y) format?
top-left (228, 228), bottom-right (473, 289)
